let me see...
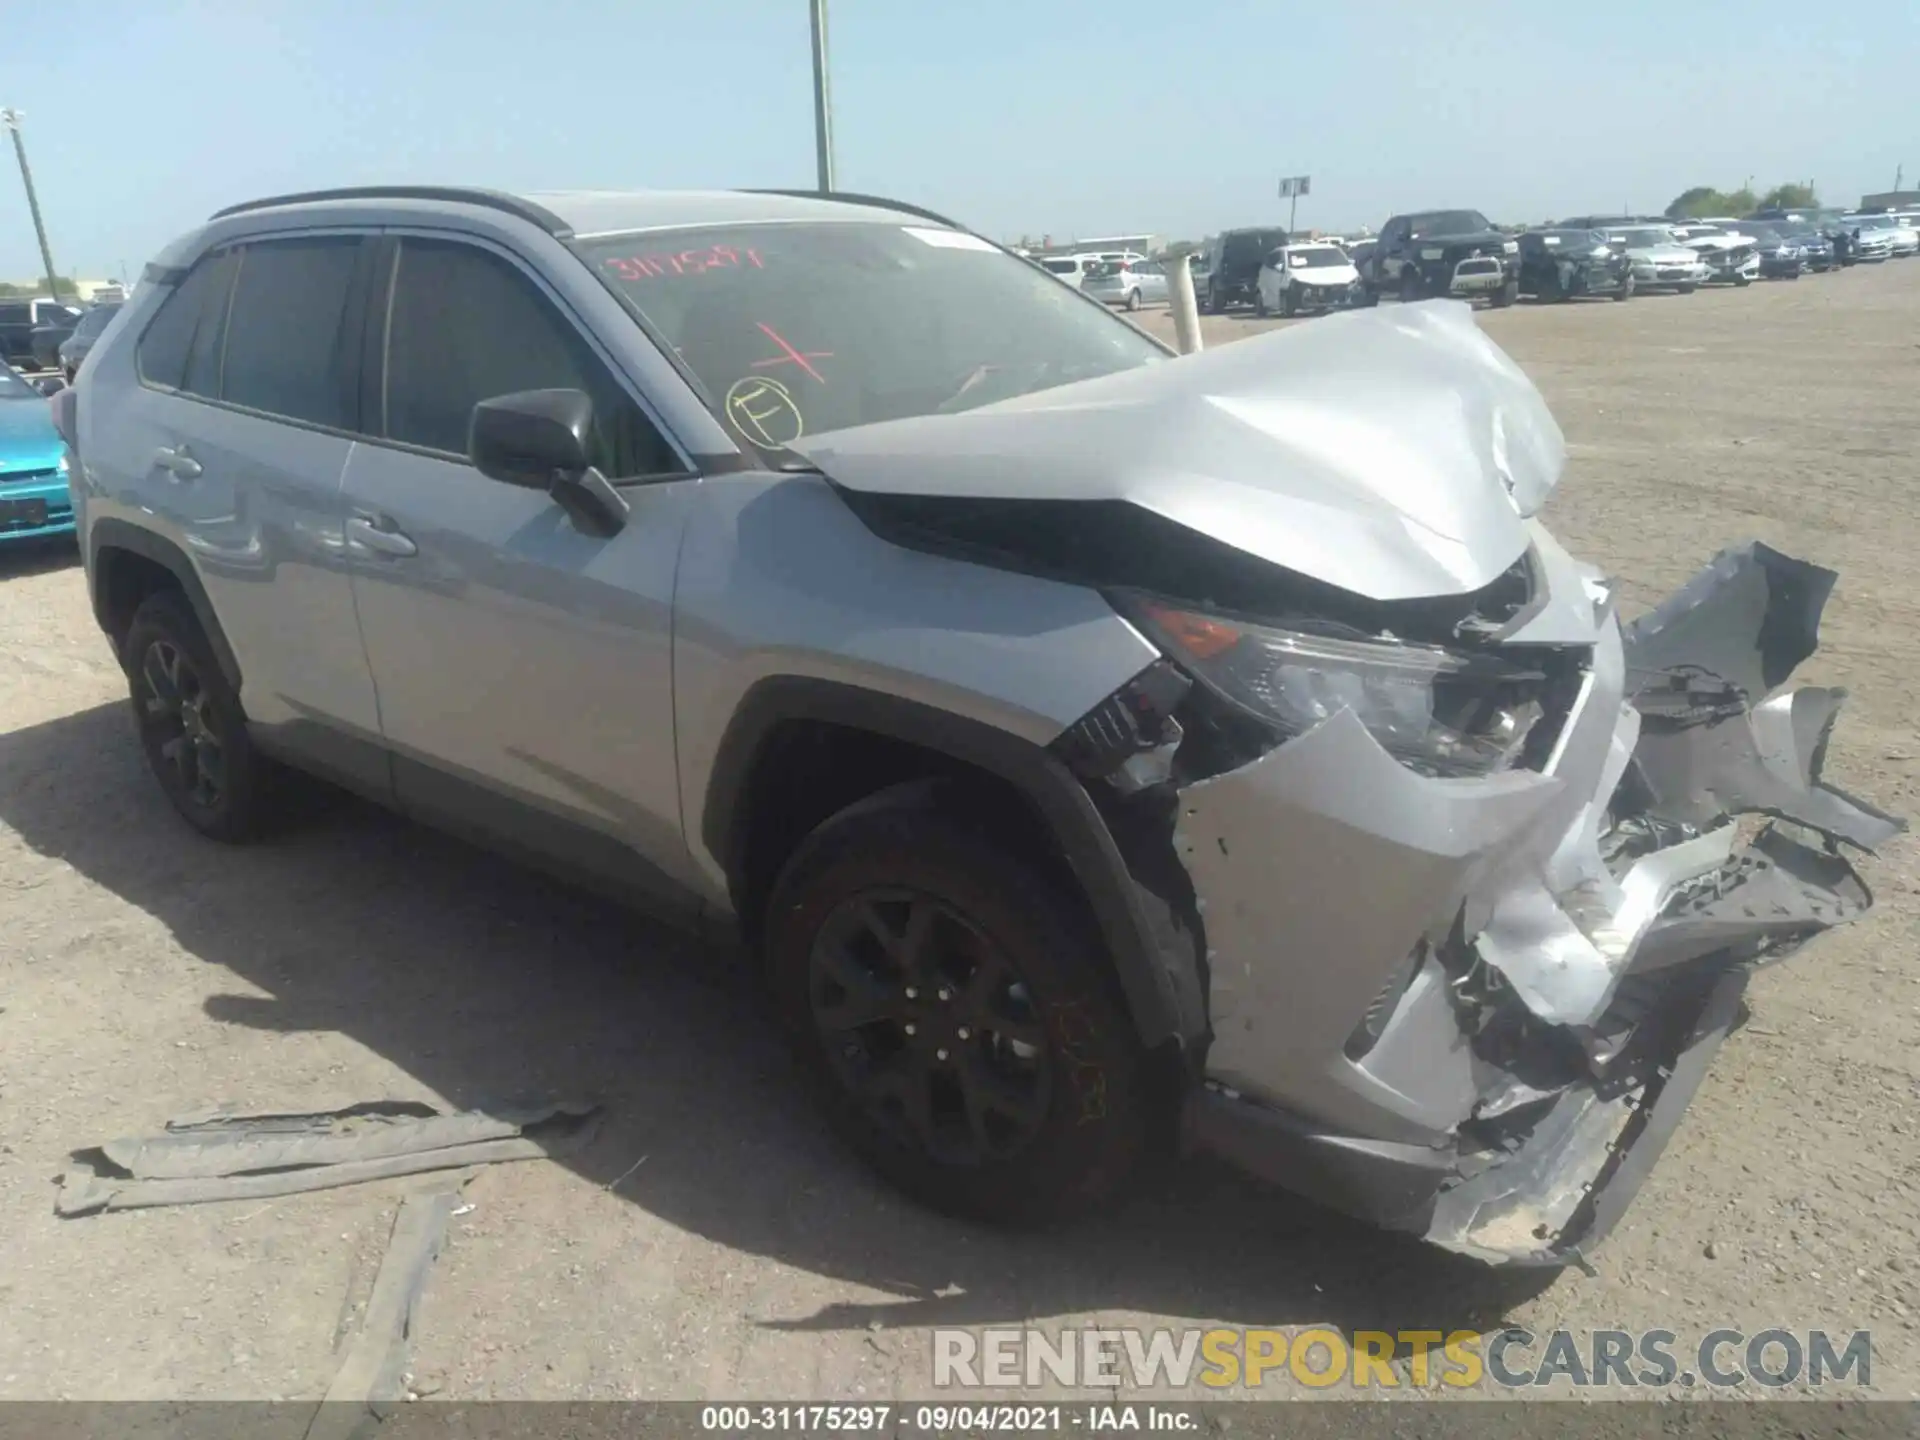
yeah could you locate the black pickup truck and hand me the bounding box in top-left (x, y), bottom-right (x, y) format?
top-left (1358, 209), bottom-right (1520, 307)
top-left (0, 298), bottom-right (81, 370)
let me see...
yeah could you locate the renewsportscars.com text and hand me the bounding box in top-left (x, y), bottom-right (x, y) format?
top-left (933, 1326), bottom-right (1873, 1391)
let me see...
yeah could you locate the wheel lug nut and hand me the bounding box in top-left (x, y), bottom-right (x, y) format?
top-left (938, 988), bottom-right (952, 1002)
top-left (904, 1023), bottom-right (916, 1036)
top-left (936, 1048), bottom-right (949, 1061)
top-left (904, 987), bottom-right (918, 1000)
top-left (957, 1027), bottom-right (971, 1041)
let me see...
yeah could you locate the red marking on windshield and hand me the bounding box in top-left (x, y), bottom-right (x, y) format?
top-left (751, 323), bottom-right (831, 384)
top-left (603, 246), bottom-right (765, 282)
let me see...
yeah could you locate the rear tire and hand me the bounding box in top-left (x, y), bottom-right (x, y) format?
top-left (1124, 288), bottom-right (1141, 312)
top-left (765, 804), bottom-right (1154, 1226)
top-left (1490, 277), bottom-right (1519, 308)
top-left (123, 590), bottom-right (277, 842)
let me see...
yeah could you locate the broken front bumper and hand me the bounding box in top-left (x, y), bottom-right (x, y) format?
top-left (1173, 540), bottom-right (1903, 1265)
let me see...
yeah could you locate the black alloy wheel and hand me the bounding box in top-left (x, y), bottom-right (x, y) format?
top-left (809, 889), bottom-right (1050, 1167)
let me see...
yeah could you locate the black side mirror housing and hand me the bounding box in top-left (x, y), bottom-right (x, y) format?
top-left (468, 388), bottom-right (629, 538)
top-left (469, 388), bottom-right (593, 487)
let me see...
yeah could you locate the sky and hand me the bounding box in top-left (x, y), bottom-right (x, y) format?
top-left (2, 0), bottom-right (1914, 283)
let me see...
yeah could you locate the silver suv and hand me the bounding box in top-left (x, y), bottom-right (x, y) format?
top-left (56, 186), bottom-right (1901, 1266)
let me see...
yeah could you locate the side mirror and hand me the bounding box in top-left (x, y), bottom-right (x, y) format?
top-left (468, 388), bottom-right (629, 538)
top-left (34, 375), bottom-right (66, 398)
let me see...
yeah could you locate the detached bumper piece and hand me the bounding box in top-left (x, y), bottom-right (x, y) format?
top-left (1173, 541), bottom-right (1903, 1266)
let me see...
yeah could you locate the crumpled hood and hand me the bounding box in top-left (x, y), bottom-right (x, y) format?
top-left (791, 300), bottom-right (1564, 601)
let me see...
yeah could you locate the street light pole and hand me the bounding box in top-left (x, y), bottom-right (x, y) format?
top-left (808, 0), bottom-right (835, 193)
top-left (1, 108), bottom-right (64, 303)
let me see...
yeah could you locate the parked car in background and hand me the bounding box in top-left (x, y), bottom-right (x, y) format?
top-left (0, 363), bottom-right (74, 544)
top-left (1779, 225), bottom-right (1835, 272)
top-left (1599, 225), bottom-right (1707, 293)
top-left (1844, 213), bottom-right (1919, 258)
top-left (57, 303), bottom-right (124, 380)
top-left (1200, 227), bottom-right (1290, 313)
top-left (1738, 222), bottom-right (1807, 280)
top-left (1036, 255), bottom-right (1094, 289)
top-left (0, 297), bottom-right (81, 370)
top-left (1515, 228), bottom-right (1634, 301)
top-left (1342, 237), bottom-right (1377, 272)
top-left (1668, 224), bottom-right (1759, 285)
top-left (1360, 209), bottom-right (1519, 307)
top-left (1840, 220), bottom-right (1894, 263)
top-left (29, 305), bottom-right (86, 372)
top-left (1255, 242), bottom-right (1361, 316)
top-left (61, 184), bottom-right (1902, 1268)
top-left (1082, 257), bottom-right (1168, 311)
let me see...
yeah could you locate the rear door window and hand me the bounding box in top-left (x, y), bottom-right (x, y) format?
top-left (379, 237), bottom-right (677, 479)
top-left (136, 253), bottom-right (238, 395)
top-left (219, 236), bottom-right (363, 428)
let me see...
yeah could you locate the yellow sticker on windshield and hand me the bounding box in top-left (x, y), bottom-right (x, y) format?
top-left (725, 375), bottom-right (805, 449)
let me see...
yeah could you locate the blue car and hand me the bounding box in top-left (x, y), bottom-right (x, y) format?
top-left (0, 364), bottom-right (73, 545)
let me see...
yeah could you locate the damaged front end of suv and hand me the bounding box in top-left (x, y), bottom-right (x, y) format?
top-left (793, 300), bottom-right (1902, 1267)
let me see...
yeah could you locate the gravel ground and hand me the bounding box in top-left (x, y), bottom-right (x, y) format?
top-left (1, 263), bottom-right (1916, 1405)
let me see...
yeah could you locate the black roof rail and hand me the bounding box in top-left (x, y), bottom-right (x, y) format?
top-left (737, 188), bottom-right (965, 232)
top-left (209, 186), bottom-right (573, 238)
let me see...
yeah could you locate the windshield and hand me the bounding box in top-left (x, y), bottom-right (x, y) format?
top-left (577, 222), bottom-right (1167, 443)
top-left (73, 306), bottom-right (118, 337)
top-left (0, 366), bottom-right (37, 400)
top-left (1286, 248), bottom-right (1346, 268)
top-left (1406, 211), bottom-right (1494, 237)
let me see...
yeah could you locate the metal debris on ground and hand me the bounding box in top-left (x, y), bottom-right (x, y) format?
top-left (304, 1187), bottom-right (461, 1440)
top-left (55, 1098), bottom-right (600, 1216)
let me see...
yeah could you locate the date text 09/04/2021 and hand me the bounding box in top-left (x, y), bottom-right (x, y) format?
top-left (700, 1405), bottom-right (1196, 1433)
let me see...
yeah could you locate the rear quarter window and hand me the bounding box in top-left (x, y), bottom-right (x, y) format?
top-left (136, 254), bottom-right (237, 393)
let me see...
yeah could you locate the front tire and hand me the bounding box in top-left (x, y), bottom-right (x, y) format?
top-left (1734, 273), bottom-right (1752, 287)
top-left (1490, 277), bottom-right (1519, 308)
top-left (1678, 282), bottom-right (1697, 294)
top-left (1279, 283), bottom-right (1298, 317)
top-left (1253, 286), bottom-right (1268, 318)
top-left (1399, 268), bottom-right (1423, 303)
top-left (766, 804), bottom-right (1154, 1226)
top-left (1124, 288), bottom-right (1141, 312)
top-left (1613, 274), bottom-right (1635, 301)
top-left (123, 590), bottom-right (275, 842)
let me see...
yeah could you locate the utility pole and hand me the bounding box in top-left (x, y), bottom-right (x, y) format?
top-left (808, 0), bottom-right (835, 193)
top-left (1, 108), bottom-right (63, 303)
top-left (1896, 163), bottom-right (1906, 194)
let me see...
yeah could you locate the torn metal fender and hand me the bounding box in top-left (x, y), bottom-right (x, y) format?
top-left (1623, 541), bottom-right (1835, 706)
top-left (1630, 686), bottom-right (1905, 850)
top-left (1174, 707), bottom-right (1564, 1141)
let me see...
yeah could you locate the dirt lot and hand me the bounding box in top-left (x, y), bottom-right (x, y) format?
top-left (2, 265), bottom-right (1918, 1404)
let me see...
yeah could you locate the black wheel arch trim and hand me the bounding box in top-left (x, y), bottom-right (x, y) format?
top-left (87, 518), bottom-right (243, 692)
top-left (703, 676), bottom-right (1204, 1054)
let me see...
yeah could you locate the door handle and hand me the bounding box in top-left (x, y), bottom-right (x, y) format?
top-left (153, 444), bottom-right (202, 480)
top-left (346, 513), bottom-right (418, 558)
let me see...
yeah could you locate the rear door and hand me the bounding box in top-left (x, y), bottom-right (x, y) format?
top-left (92, 235), bottom-right (387, 790)
top-left (338, 232), bottom-right (704, 913)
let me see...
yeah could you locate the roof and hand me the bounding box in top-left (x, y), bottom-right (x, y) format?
top-left (206, 186), bottom-right (960, 240)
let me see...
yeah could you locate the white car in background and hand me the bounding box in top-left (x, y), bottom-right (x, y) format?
top-left (1844, 214), bottom-right (1919, 258)
top-left (1081, 257), bottom-right (1168, 311)
top-left (1256, 242), bottom-right (1361, 316)
top-left (1604, 225), bottom-right (1710, 292)
top-left (1036, 255), bottom-right (1094, 289)
top-left (1668, 223), bottom-right (1760, 285)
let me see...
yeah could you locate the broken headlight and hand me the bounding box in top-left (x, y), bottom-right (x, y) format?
top-left (1122, 597), bottom-right (1547, 777)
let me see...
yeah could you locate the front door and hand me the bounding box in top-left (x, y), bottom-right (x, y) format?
top-left (339, 233), bottom-right (703, 913)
